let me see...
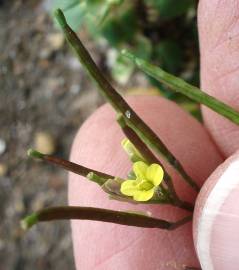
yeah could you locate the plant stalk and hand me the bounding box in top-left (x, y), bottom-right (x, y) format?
top-left (21, 206), bottom-right (192, 230)
top-left (54, 9), bottom-right (199, 192)
top-left (122, 50), bottom-right (239, 125)
top-left (28, 149), bottom-right (113, 183)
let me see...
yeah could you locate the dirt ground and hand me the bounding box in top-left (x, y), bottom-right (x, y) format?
top-left (0, 1), bottom-right (110, 269)
top-left (0, 1), bottom-right (151, 269)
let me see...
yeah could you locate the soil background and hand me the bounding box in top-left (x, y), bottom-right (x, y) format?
top-left (0, 0), bottom-right (105, 269)
top-left (0, 1), bottom-right (149, 269)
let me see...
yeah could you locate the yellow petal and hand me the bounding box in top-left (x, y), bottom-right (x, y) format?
top-left (146, 163), bottom-right (164, 186)
top-left (137, 180), bottom-right (154, 191)
top-left (133, 189), bottom-right (154, 202)
top-left (120, 180), bottom-right (138, 196)
top-left (133, 161), bottom-right (148, 179)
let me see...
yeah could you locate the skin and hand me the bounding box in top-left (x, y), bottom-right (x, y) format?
top-left (69, 0), bottom-right (239, 269)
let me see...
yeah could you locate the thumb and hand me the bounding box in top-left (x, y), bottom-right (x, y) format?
top-left (193, 150), bottom-right (239, 269)
top-left (198, 0), bottom-right (239, 157)
top-left (194, 2), bottom-right (239, 268)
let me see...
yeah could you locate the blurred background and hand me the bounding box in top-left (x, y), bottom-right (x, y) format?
top-left (0, 0), bottom-right (199, 269)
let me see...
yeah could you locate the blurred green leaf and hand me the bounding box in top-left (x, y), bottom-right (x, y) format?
top-left (146, 0), bottom-right (193, 19)
top-left (52, 1), bottom-right (87, 30)
top-left (100, 5), bottom-right (137, 46)
top-left (86, 0), bottom-right (108, 16)
top-left (52, 0), bottom-right (79, 10)
top-left (85, 0), bottom-right (125, 28)
top-left (110, 52), bottom-right (134, 84)
top-left (134, 35), bottom-right (152, 60)
top-left (64, 3), bottom-right (87, 30)
top-left (154, 40), bottom-right (183, 74)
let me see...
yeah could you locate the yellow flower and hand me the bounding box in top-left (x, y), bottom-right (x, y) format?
top-left (120, 161), bottom-right (164, 202)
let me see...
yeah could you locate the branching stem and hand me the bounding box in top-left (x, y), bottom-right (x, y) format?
top-left (28, 149), bottom-right (113, 184)
top-left (21, 206), bottom-right (192, 230)
top-left (54, 9), bottom-right (199, 192)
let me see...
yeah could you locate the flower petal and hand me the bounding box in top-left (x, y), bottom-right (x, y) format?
top-left (120, 180), bottom-right (138, 196)
top-left (146, 163), bottom-right (164, 186)
top-left (137, 180), bottom-right (154, 191)
top-left (133, 161), bottom-right (148, 179)
top-left (133, 189), bottom-right (154, 202)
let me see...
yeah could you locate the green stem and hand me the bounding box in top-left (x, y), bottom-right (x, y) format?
top-left (87, 172), bottom-right (108, 186)
top-left (122, 50), bottom-right (239, 125)
top-left (54, 9), bottom-right (199, 192)
top-left (28, 150), bottom-right (193, 210)
top-left (21, 213), bottom-right (38, 230)
top-left (28, 149), bottom-right (113, 184)
top-left (21, 206), bottom-right (191, 230)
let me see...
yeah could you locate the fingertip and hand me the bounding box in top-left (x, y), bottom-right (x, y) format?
top-left (198, 0), bottom-right (239, 156)
top-left (193, 150), bottom-right (239, 269)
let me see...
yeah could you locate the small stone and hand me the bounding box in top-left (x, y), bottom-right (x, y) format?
top-left (13, 62), bottom-right (25, 75)
top-left (46, 77), bottom-right (64, 91)
top-left (34, 131), bottom-right (56, 155)
top-left (39, 33), bottom-right (64, 59)
top-left (47, 33), bottom-right (64, 50)
top-left (14, 197), bottom-right (25, 214)
top-left (67, 56), bottom-right (82, 71)
top-left (39, 48), bottom-right (51, 59)
top-left (70, 84), bottom-right (81, 95)
top-left (38, 59), bottom-right (50, 68)
top-left (0, 139), bottom-right (6, 156)
top-left (0, 163), bottom-right (8, 177)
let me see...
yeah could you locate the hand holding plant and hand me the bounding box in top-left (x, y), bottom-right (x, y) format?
top-left (22, 1), bottom-right (239, 269)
